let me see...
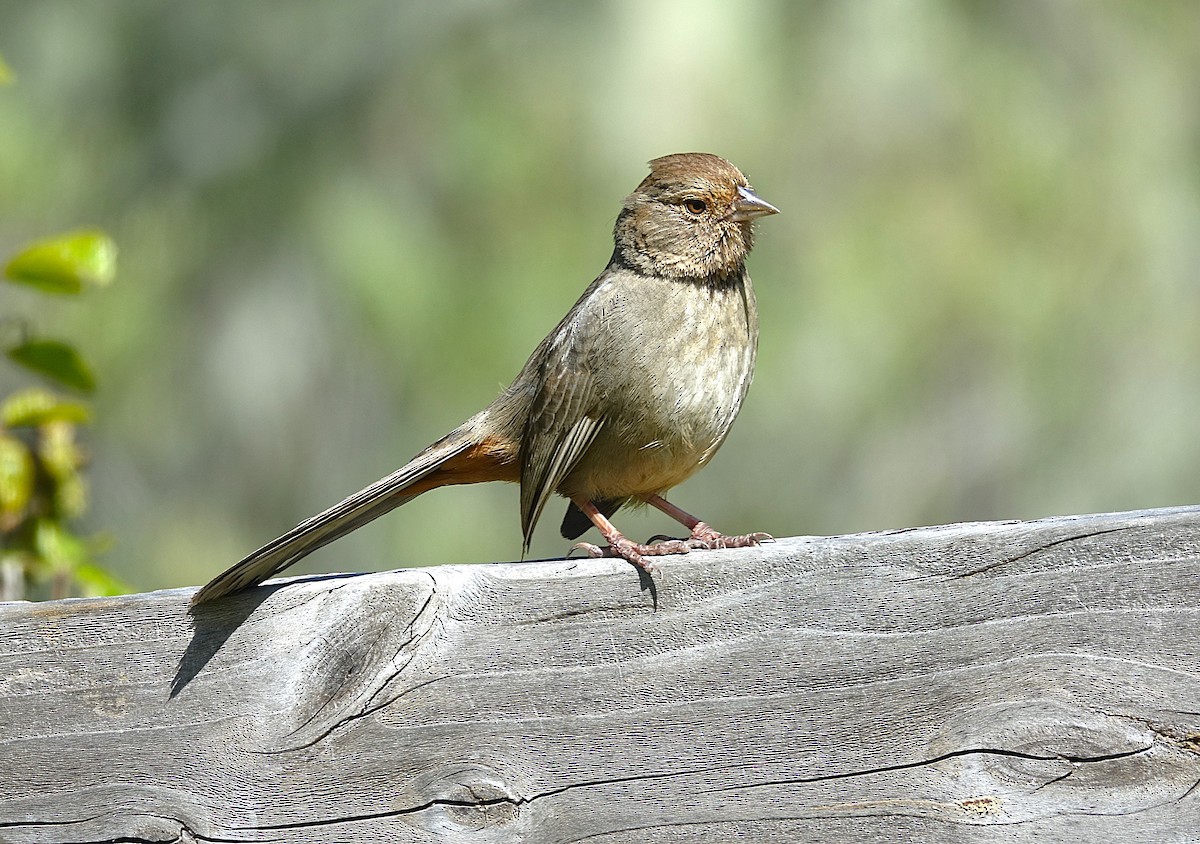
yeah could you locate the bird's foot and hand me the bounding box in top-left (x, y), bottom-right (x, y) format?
top-left (684, 522), bottom-right (773, 550)
top-left (572, 533), bottom-right (693, 571)
top-left (572, 524), bottom-right (771, 569)
top-left (645, 523), bottom-right (772, 549)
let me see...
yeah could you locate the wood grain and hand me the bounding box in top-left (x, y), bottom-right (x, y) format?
top-left (2, 506), bottom-right (1199, 843)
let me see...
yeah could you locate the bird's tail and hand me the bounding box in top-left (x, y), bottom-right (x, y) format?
top-left (190, 420), bottom-right (515, 606)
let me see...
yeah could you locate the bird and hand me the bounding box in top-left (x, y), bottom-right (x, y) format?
top-left (191, 152), bottom-right (779, 606)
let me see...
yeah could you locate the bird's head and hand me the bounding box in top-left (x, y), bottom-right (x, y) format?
top-left (614, 152), bottom-right (779, 280)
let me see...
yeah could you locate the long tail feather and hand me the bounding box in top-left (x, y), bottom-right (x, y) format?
top-left (190, 429), bottom-right (478, 606)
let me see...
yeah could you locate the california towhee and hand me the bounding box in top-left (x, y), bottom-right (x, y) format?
top-left (192, 153), bottom-right (779, 605)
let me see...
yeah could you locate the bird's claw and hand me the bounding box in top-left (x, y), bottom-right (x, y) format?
top-left (686, 522), bottom-right (773, 549)
top-left (571, 541), bottom-right (608, 559)
top-left (570, 535), bottom-right (682, 571)
top-left (572, 524), bottom-right (771, 572)
top-left (645, 524), bottom-right (772, 550)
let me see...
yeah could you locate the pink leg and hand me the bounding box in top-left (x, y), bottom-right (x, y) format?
top-left (569, 497), bottom-right (693, 570)
top-left (643, 494), bottom-right (773, 549)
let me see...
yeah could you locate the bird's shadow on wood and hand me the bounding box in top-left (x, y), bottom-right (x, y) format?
top-left (169, 574), bottom-right (344, 700)
top-left (170, 591), bottom-right (270, 700)
top-left (636, 565), bottom-right (658, 611)
top-left (559, 551), bottom-right (658, 610)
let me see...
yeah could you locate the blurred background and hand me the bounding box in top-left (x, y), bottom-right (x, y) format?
top-left (2, 1), bottom-right (1199, 594)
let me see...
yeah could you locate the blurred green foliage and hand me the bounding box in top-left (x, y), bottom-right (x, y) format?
top-left (1, 2), bottom-right (1198, 595)
top-left (2, 231), bottom-right (124, 600)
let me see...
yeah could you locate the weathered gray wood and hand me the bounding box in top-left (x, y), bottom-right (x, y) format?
top-left (2, 506), bottom-right (1199, 843)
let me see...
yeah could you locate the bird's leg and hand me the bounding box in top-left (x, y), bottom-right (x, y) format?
top-left (643, 494), bottom-right (772, 549)
top-left (569, 497), bottom-right (691, 570)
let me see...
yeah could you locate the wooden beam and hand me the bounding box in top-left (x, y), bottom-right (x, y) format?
top-left (3, 506), bottom-right (1199, 842)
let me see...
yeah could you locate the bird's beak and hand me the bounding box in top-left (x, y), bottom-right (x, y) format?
top-left (728, 185), bottom-right (780, 222)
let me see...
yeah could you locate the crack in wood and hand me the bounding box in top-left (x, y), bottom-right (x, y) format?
top-left (1031, 770), bottom-right (1073, 792)
top-left (230, 761), bottom-right (757, 832)
top-left (281, 622), bottom-right (400, 740)
top-left (704, 744), bottom-right (1155, 793)
top-left (230, 796), bottom-right (514, 831)
top-left (260, 574), bottom-right (443, 753)
top-left (255, 673), bottom-right (454, 756)
top-left (0, 813), bottom-right (245, 844)
top-left (955, 526), bottom-right (1135, 578)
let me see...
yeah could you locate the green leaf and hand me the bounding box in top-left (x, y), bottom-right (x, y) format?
top-left (6, 339), bottom-right (97, 392)
top-left (33, 518), bottom-right (88, 570)
top-left (0, 433), bottom-right (34, 523)
top-left (39, 421), bottom-right (87, 518)
top-left (0, 52), bottom-right (12, 85)
top-left (1, 387), bottom-right (91, 427)
top-left (4, 229), bottom-right (117, 294)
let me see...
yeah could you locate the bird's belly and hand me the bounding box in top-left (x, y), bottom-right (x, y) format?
top-left (564, 285), bottom-right (756, 499)
top-left (568, 434), bottom-right (712, 498)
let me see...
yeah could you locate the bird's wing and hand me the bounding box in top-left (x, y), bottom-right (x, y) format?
top-left (519, 339), bottom-right (604, 551)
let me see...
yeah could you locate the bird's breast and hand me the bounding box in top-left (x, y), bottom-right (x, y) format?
top-left (566, 270), bottom-right (759, 498)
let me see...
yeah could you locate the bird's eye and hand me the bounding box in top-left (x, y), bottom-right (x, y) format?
top-left (683, 198), bottom-right (707, 215)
